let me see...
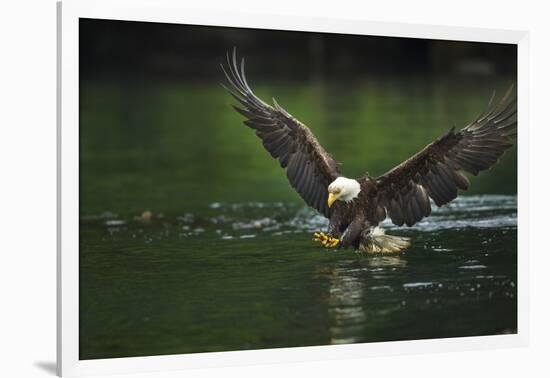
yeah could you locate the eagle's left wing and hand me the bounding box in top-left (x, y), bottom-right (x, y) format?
top-left (371, 87), bottom-right (517, 227)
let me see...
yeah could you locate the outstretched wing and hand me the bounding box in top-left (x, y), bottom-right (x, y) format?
top-left (372, 87), bottom-right (517, 227)
top-left (222, 50), bottom-right (340, 217)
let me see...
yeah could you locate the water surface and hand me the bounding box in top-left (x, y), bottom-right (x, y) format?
top-left (80, 196), bottom-right (517, 359)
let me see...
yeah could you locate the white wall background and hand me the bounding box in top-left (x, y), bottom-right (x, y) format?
top-left (0, 0), bottom-right (548, 377)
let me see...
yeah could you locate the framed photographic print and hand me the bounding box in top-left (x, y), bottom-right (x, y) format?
top-left (58, 0), bottom-right (529, 376)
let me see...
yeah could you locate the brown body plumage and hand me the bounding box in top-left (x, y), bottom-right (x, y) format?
top-left (222, 50), bottom-right (517, 252)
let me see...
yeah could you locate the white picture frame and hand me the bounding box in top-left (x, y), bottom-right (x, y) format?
top-left (57, 0), bottom-right (530, 376)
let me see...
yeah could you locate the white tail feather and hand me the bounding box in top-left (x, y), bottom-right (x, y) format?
top-left (359, 227), bottom-right (411, 253)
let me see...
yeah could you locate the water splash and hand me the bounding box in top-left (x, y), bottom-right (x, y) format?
top-left (82, 195), bottom-right (516, 240)
top-left (208, 195), bottom-right (516, 235)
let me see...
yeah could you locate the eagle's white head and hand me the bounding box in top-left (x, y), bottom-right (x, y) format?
top-left (327, 177), bottom-right (361, 207)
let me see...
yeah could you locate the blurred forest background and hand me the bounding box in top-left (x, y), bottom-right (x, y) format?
top-left (79, 18), bottom-right (517, 218)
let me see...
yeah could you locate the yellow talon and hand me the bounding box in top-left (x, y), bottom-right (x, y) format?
top-left (313, 232), bottom-right (340, 248)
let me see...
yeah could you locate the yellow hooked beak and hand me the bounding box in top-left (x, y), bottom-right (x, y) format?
top-left (327, 192), bottom-right (339, 208)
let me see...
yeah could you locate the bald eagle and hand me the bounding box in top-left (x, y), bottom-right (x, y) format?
top-left (222, 51), bottom-right (517, 253)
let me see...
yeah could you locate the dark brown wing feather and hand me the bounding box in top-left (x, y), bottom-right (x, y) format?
top-left (222, 50), bottom-right (340, 217)
top-left (372, 87), bottom-right (516, 227)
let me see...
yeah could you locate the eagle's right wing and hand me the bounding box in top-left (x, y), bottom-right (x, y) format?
top-left (222, 50), bottom-right (340, 217)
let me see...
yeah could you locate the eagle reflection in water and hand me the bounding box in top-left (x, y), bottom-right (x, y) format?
top-left (316, 256), bottom-right (407, 344)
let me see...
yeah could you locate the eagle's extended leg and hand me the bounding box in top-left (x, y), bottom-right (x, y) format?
top-left (313, 219), bottom-right (342, 248)
top-left (313, 218), bottom-right (363, 249)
